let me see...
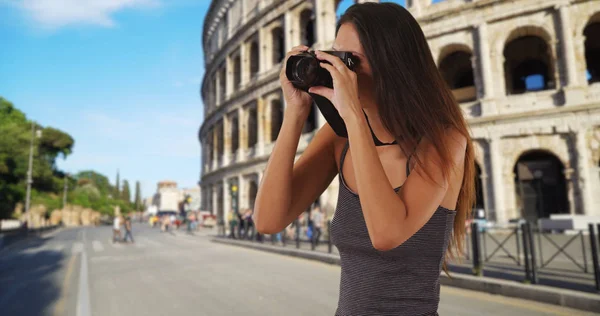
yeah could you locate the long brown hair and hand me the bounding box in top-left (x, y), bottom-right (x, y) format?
top-left (337, 3), bottom-right (476, 271)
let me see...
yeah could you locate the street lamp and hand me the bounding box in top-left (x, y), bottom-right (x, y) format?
top-left (24, 122), bottom-right (42, 220)
top-left (533, 170), bottom-right (544, 220)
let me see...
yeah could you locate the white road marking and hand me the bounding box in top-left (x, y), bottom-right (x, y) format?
top-left (71, 242), bottom-right (83, 253)
top-left (52, 244), bottom-right (65, 252)
top-left (110, 242), bottom-right (124, 249)
top-left (77, 231), bottom-right (91, 316)
top-left (92, 241), bottom-right (104, 252)
top-left (138, 237), bottom-right (161, 247)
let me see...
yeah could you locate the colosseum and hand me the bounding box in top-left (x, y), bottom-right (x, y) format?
top-left (199, 0), bottom-right (600, 231)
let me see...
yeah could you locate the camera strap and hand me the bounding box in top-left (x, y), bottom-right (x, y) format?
top-left (363, 110), bottom-right (397, 147)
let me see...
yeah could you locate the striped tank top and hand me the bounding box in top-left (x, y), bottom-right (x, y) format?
top-left (330, 141), bottom-right (456, 316)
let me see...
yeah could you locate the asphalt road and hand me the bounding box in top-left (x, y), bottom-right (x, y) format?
top-left (0, 224), bottom-right (598, 316)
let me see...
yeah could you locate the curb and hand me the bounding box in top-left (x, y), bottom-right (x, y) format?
top-left (211, 237), bottom-right (600, 313)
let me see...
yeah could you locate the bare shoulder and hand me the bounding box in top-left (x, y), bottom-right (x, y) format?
top-left (418, 127), bottom-right (466, 157)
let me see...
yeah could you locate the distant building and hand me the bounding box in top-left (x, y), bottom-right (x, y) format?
top-left (148, 181), bottom-right (201, 213)
top-left (182, 186), bottom-right (201, 211)
top-left (153, 180), bottom-right (182, 212)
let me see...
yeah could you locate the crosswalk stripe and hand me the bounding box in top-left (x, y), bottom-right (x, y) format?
top-left (52, 244), bottom-right (65, 252)
top-left (71, 242), bottom-right (83, 253)
top-left (139, 238), bottom-right (160, 246)
top-left (92, 241), bottom-right (104, 252)
top-left (110, 242), bottom-right (124, 249)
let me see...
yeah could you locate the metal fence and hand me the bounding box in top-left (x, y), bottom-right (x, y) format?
top-left (467, 221), bottom-right (600, 291)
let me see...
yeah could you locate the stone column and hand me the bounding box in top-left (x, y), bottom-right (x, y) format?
top-left (558, 5), bottom-right (578, 87)
top-left (257, 96), bottom-right (266, 156)
top-left (239, 107), bottom-right (247, 161)
top-left (215, 71), bottom-right (222, 105)
top-left (259, 26), bottom-right (268, 74)
top-left (241, 42), bottom-right (249, 87)
top-left (223, 178), bottom-right (231, 234)
top-left (576, 129), bottom-right (595, 215)
top-left (489, 137), bottom-right (507, 225)
top-left (224, 115), bottom-right (232, 165)
top-left (226, 55), bottom-right (233, 98)
top-left (477, 23), bottom-right (497, 115)
top-left (212, 184), bottom-right (218, 216)
top-left (565, 168), bottom-right (577, 214)
top-left (238, 174), bottom-right (247, 210)
top-left (284, 11), bottom-right (296, 52)
top-left (480, 172), bottom-right (492, 221)
top-left (212, 129), bottom-right (218, 170)
top-left (264, 96), bottom-right (272, 144)
top-left (315, 0), bottom-right (336, 49)
top-left (406, 0), bottom-right (422, 17)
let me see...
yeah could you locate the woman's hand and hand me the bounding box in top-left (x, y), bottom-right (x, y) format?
top-left (280, 45), bottom-right (313, 120)
top-left (308, 50), bottom-right (362, 121)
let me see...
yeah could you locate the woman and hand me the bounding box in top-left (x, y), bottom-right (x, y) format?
top-left (254, 3), bottom-right (475, 316)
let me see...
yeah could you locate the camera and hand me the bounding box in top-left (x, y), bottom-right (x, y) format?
top-left (285, 51), bottom-right (358, 138)
top-left (285, 50), bottom-right (358, 91)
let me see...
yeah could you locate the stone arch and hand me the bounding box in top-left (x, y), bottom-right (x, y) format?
top-left (512, 149), bottom-right (569, 223)
top-left (584, 12), bottom-right (600, 84)
top-left (438, 44), bottom-right (475, 102)
top-left (270, 97), bottom-right (284, 142)
top-left (271, 26), bottom-right (285, 66)
top-left (248, 178), bottom-right (258, 210)
top-left (300, 9), bottom-right (316, 48)
top-left (249, 40), bottom-right (259, 79)
top-left (502, 26), bottom-right (556, 95)
top-left (474, 161), bottom-right (486, 213)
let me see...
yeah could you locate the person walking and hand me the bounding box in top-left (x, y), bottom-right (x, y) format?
top-left (252, 3), bottom-right (474, 315)
top-left (311, 206), bottom-right (324, 247)
top-left (123, 216), bottom-right (134, 243)
top-left (112, 215), bottom-right (121, 243)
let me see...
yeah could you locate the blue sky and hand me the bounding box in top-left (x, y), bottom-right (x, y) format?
top-left (0, 0), bottom-right (210, 200)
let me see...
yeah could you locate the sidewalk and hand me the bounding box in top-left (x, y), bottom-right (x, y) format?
top-left (211, 236), bottom-right (600, 313)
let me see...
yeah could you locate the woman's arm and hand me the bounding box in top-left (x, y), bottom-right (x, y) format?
top-left (253, 115), bottom-right (339, 234)
top-left (345, 114), bottom-right (466, 251)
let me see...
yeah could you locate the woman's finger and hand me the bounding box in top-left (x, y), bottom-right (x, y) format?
top-left (315, 50), bottom-right (348, 74)
top-left (318, 62), bottom-right (341, 82)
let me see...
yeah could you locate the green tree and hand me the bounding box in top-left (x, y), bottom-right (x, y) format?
top-left (121, 180), bottom-right (131, 203)
top-left (134, 181), bottom-right (142, 211)
top-left (0, 97), bottom-right (74, 219)
top-left (114, 169), bottom-right (120, 198)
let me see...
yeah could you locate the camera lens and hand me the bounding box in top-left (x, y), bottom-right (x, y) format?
top-left (293, 57), bottom-right (319, 86)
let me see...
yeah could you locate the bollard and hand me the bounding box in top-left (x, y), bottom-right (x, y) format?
top-left (521, 222), bottom-right (531, 283)
top-left (526, 222), bottom-right (538, 284)
top-left (589, 224), bottom-right (600, 292)
top-left (295, 220), bottom-right (300, 249)
top-left (515, 227), bottom-right (521, 266)
top-left (471, 222), bottom-right (482, 276)
top-left (328, 220), bottom-right (332, 254)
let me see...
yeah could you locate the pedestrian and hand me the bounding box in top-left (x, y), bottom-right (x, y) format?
top-left (123, 216), bottom-right (134, 243)
top-left (311, 206), bottom-right (324, 247)
top-left (112, 215), bottom-right (121, 243)
top-left (252, 3), bottom-right (474, 314)
top-left (243, 209), bottom-right (255, 240)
